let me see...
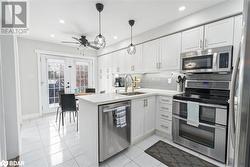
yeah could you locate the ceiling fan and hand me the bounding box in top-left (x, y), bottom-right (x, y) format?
top-left (61, 36), bottom-right (100, 50)
top-left (61, 3), bottom-right (106, 50)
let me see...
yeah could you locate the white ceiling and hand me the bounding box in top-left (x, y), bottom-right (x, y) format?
top-left (25, 0), bottom-right (227, 48)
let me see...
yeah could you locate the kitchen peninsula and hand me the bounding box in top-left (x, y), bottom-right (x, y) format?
top-left (77, 89), bottom-right (180, 167)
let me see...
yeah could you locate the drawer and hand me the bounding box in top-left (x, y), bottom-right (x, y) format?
top-left (159, 111), bottom-right (172, 121)
top-left (159, 103), bottom-right (172, 113)
top-left (159, 119), bottom-right (172, 135)
top-left (159, 96), bottom-right (172, 104)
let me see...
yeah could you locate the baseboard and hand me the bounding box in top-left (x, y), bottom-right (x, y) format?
top-left (22, 113), bottom-right (41, 121)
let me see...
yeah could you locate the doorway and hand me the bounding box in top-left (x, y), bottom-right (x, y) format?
top-left (39, 53), bottom-right (94, 113)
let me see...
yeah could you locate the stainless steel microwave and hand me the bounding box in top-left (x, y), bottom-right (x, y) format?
top-left (180, 46), bottom-right (233, 73)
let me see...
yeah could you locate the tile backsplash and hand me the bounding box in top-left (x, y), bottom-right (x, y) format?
top-left (140, 72), bottom-right (178, 91)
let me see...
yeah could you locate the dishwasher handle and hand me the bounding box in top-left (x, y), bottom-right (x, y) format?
top-left (103, 105), bottom-right (130, 113)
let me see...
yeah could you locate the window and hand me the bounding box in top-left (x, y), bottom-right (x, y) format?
top-left (76, 62), bottom-right (88, 93)
top-left (47, 60), bottom-right (64, 107)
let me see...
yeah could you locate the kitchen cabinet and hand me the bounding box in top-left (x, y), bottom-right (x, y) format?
top-left (144, 96), bottom-right (156, 133)
top-left (233, 15), bottom-right (243, 66)
top-left (181, 26), bottom-right (204, 52)
top-left (125, 45), bottom-right (143, 73)
top-left (204, 17), bottom-right (234, 49)
top-left (156, 96), bottom-right (173, 138)
top-left (131, 96), bottom-right (156, 143)
top-left (142, 40), bottom-right (159, 72)
top-left (160, 33), bottom-right (181, 70)
top-left (98, 55), bottom-right (113, 93)
top-left (112, 50), bottom-right (126, 74)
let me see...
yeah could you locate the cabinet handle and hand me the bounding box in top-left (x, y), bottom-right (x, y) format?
top-left (131, 65), bottom-right (135, 71)
top-left (161, 99), bottom-right (170, 103)
top-left (160, 125), bottom-right (169, 129)
top-left (161, 114), bottom-right (169, 118)
top-left (160, 107), bottom-right (170, 111)
top-left (199, 40), bottom-right (203, 49)
top-left (204, 39), bottom-right (208, 48)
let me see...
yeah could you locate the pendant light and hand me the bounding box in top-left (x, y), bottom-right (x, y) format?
top-left (94, 3), bottom-right (106, 49)
top-left (127, 20), bottom-right (136, 55)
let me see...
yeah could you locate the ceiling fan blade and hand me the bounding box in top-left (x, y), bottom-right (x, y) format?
top-left (72, 37), bottom-right (81, 42)
top-left (61, 41), bottom-right (80, 44)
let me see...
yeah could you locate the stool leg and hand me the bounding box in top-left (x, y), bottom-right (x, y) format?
top-left (59, 112), bottom-right (62, 130)
top-left (62, 112), bottom-right (64, 126)
top-left (76, 111), bottom-right (79, 132)
top-left (56, 107), bottom-right (59, 122)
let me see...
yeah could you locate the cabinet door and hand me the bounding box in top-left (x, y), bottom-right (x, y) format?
top-left (112, 50), bottom-right (124, 74)
top-left (181, 26), bottom-right (204, 52)
top-left (144, 96), bottom-right (156, 134)
top-left (204, 17), bottom-right (234, 49)
top-left (233, 15), bottom-right (243, 67)
top-left (131, 99), bottom-right (145, 143)
top-left (142, 40), bottom-right (159, 72)
top-left (126, 45), bottom-right (143, 73)
top-left (160, 33), bottom-right (181, 70)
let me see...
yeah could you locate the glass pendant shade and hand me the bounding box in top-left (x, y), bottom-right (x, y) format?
top-left (94, 34), bottom-right (106, 49)
top-left (127, 43), bottom-right (136, 55)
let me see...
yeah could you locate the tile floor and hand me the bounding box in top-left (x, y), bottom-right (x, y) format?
top-left (20, 113), bottom-right (225, 167)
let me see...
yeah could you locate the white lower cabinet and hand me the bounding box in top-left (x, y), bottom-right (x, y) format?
top-left (156, 96), bottom-right (173, 138)
top-left (131, 96), bottom-right (156, 143)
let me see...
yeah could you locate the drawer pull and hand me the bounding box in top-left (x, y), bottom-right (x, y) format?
top-left (161, 107), bottom-right (170, 110)
top-left (161, 114), bottom-right (169, 118)
top-left (160, 125), bottom-right (169, 129)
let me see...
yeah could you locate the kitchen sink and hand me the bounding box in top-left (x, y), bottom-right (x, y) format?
top-left (119, 92), bottom-right (146, 96)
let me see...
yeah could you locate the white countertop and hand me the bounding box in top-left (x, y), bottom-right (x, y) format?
top-left (77, 88), bottom-right (182, 105)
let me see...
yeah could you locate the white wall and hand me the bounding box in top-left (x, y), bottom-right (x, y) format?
top-left (17, 37), bottom-right (97, 119)
top-left (99, 0), bottom-right (243, 55)
top-left (0, 36), bottom-right (20, 160)
top-left (0, 39), bottom-right (7, 161)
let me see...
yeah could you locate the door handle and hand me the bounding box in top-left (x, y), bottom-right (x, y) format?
top-left (229, 42), bottom-right (241, 146)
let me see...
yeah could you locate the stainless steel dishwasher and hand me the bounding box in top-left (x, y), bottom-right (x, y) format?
top-left (98, 100), bottom-right (131, 162)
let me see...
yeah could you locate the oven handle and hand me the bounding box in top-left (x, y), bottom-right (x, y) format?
top-left (173, 99), bottom-right (227, 109)
top-left (172, 114), bottom-right (226, 130)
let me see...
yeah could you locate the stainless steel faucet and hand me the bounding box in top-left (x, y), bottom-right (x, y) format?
top-left (124, 74), bottom-right (134, 93)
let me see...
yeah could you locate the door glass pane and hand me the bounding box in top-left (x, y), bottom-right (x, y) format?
top-left (179, 120), bottom-right (215, 148)
top-left (75, 62), bottom-right (88, 93)
top-left (47, 59), bottom-right (65, 108)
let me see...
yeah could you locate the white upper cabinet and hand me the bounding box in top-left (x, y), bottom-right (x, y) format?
top-left (233, 15), bottom-right (243, 66)
top-left (142, 40), bottom-right (159, 72)
top-left (160, 33), bottom-right (181, 70)
top-left (125, 45), bottom-right (143, 73)
top-left (204, 17), bottom-right (234, 49)
top-left (112, 50), bottom-right (125, 74)
top-left (181, 26), bottom-right (204, 52)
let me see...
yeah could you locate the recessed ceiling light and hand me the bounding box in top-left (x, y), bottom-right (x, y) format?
top-left (59, 19), bottom-right (65, 24)
top-left (50, 34), bottom-right (55, 38)
top-left (179, 6), bottom-right (186, 11)
top-left (113, 36), bottom-right (118, 39)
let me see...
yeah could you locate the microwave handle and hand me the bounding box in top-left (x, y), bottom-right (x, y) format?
top-left (228, 42), bottom-right (241, 147)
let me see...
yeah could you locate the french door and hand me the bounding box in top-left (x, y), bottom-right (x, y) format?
top-left (40, 54), bottom-right (93, 113)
